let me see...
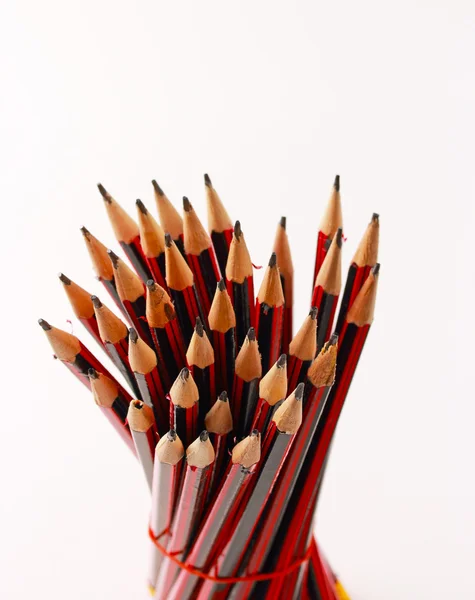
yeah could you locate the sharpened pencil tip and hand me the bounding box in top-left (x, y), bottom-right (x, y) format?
top-left (309, 306), bottom-right (318, 320)
top-left (250, 429), bottom-right (260, 438)
top-left (107, 249), bottom-right (120, 269)
top-left (80, 226), bottom-right (90, 238)
top-left (132, 399), bottom-right (144, 410)
top-left (335, 228), bottom-right (343, 248)
top-left (136, 199), bottom-right (148, 214)
top-left (334, 175), bottom-right (340, 191)
top-left (280, 216), bottom-right (286, 230)
top-left (97, 183), bottom-right (111, 202)
top-left (328, 334), bottom-right (339, 347)
top-left (58, 272), bottom-right (71, 285)
top-left (195, 317), bottom-right (204, 337)
top-left (165, 233), bottom-right (173, 248)
top-left (247, 327), bottom-right (256, 342)
top-left (38, 318), bottom-right (52, 331)
top-left (295, 382), bottom-right (305, 401)
top-left (217, 278), bottom-right (226, 292)
top-left (204, 173), bottom-right (212, 187)
top-left (167, 429), bottom-right (177, 441)
top-left (277, 354), bottom-right (287, 368)
top-left (146, 279), bottom-right (156, 291)
top-left (152, 180), bottom-right (164, 196)
top-left (91, 295), bottom-right (103, 309)
top-left (183, 196), bottom-right (192, 212)
top-left (234, 220), bottom-right (242, 238)
top-left (180, 367), bottom-right (190, 381)
top-left (129, 328), bottom-right (138, 343)
top-left (218, 391), bottom-right (229, 402)
top-left (199, 430), bottom-right (209, 442)
top-left (372, 263), bottom-right (380, 276)
top-left (268, 252), bottom-right (277, 268)
top-left (88, 368), bottom-right (99, 379)
top-left (372, 213), bottom-right (379, 222)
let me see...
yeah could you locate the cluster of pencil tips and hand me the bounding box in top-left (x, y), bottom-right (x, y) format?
top-left (39, 174), bottom-right (379, 599)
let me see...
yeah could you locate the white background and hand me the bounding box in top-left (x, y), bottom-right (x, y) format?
top-left (0, 1), bottom-right (472, 599)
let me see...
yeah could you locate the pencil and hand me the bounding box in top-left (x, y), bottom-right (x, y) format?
top-left (128, 328), bottom-right (167, 435)
top-left (311, 175), bottom-right (342, 290)
top-left (146, 279), bottom-right (186, 385)
top-left (154, 431), bottom-right (215, 597)
top-left (335, 213), bottom-right (379, 335)
top-left (208, 279), bottom-right (236, 394)
top-left (251, 354), bottom-right (288, 434)
top-left (273, 216), bottom-right (294, 354)
top-left (225, 221), bottom-right (254, 348)
top-left (186, 317), bottom-right (216, 427)
top-left (80, 226), bottom-right (125, 317)
top-left (255, 252), bottom-right (285, 373)
top-left (167, 431), bottom-right (261, 600)
top-left (148, 430), bottom-right (185, 595)
top-left (287, 307), bottom-right (318, 393)
top-left (91, 295), bottom-right (141, 398)
top-left (98, 183), bottom-right (151, 282)
top-left (108, 249), bottom-right (153, 347)
top-left (183, 196), bottom-right (221, 316)
top-left (169, 367), bottom-right (199, 450)
top-left (204, 391), bottom-right (234, 500)
top-left (152, 179), bottom-right (185, 255)
top-left (165, 233), bottom-right (205, 346)
top-left (232, 327), bottom-right (262, 439)
top-left (88, 368), bottom-right (135, 454)
top-left (136, 199), bottom-right (168, 292)
top-left (128, 400), bottom-right (160, 492)
top-left (58, 273), bottom-right (102, 349)
top-left (196, 390), bottom-right (302, 599)
top-left (38, 319), bottom-right (114, 389)
top-left (204, 173), bottom-right (233, 275)
top-left (311, 228), bottom-right (343, 350)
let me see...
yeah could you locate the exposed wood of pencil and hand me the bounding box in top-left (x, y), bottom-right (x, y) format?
top-left (92, 295), bottom-right (128, 344)
top-left (128, 399), bottom-right (159, 491)
top-left (205, 391), bottom-right (233, 499)
top-left (169, 367), bottom-right (199, 409)
top-left (225, 222), bottom-right (253, 283)
top-left (109, 250), bottom-right (144, 303)
top-left (234, 328), bottom-right (262, 382)
top-left (205, 391), bottom-right (233, 435)
top-left (233, 327), bottom-right (262, 438)
top-left (352, 213), bottom-right (380, 267)
top-left (205, 173), bottom-right (233, 234)
top-left (186, 317), bottom-right (216, 426)
top-left (167, 432), bottom-right (261, 600)
top-left (183, 196), bottom-right (213, 255)
top-left (273, 216), bottom-right (294, 354)
top-left (186, 318), bottom-right (215, 370)
top-left (252, 354), bottom-right (287, 434)
top-left (209, 279), bottom-right (236, 395)
top-left (208, 279), bottom-right (236, 333)
top-left (136, 199), bottom-right (166, 259)
top-left (346, 263), bottom-right (379, 326)
top-left (98, 183), bottom-right (140, 244)
top-left (152, 179), bottom-right (184, 241)
top-left (286, 307), bottom-right (318, 393)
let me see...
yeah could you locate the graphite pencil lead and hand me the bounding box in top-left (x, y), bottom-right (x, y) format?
top-left (268, 252), bottom-right (277, 268)
top-left (232, 431), bottom-right (261, 467)
top-left (195, 317), bottom-right (204, 337)
top-left (335, 227), bottom-right (343, 248)
top-left (58, 273), bottom-right (71, 285)
top-left (280, 216), bottom-right (286, 230)
top-left (200, 430), bottom-right (210, 442)
top-left (167, 429), bottom-right (177, 441)
top-left (136, 199), bottom-right (147, 214)
top-left (309, 307), bottom-right (318, 320)
top-left (151, 180), bottom-right (164, 196)
top-left (183, 196), bottom-right (192, 212)
top-left (165, 233), bottom-right (173, 248)
top-left (38, 318), bottom-right (52, 331)
top-left (247, 327), bottom-right (256, 341)
top-left (218, 391), bottom-right (229, 402)
top-left (204, 173), bottom-right (212, 187)
top-left (97, 183), bottom-right (110, 201)
top-left (277, 354), bottom-right (287, 368)
top-left (217, 278), bottom-right (226, 292)
top-left (88, 367), bottom-right (98, 379)
top-left (372, 263), bottom-right (380, 276)
top-left (91, 295), bottom-right (102, 309)
top-left (295, 382), bottom-right (305, 401)
top-left (334, 174), bottom-right (340, 191)
top-left (328, 333), bottom-right (338, 345)
top-left (129, 328), bottom-right (139, 343)
top-left (234, 221), bottom-right (242, 238)
top-left (372, 213), bottom-right (379, 222)
top-left (108, 250), bottom-right (120, 269)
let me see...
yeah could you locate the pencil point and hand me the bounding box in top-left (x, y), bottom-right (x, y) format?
top-left (250, 429), bottom-right (260, 437)
top-left (180, 367), bottom-right (190, 381)
top-left (372, 263), bottom-right (381, 276)
top-left (204, 173), bottom-right (212, 187)
top-left (335, 228), bottom-right (343, 248)
top-left (97, 183), bottom-right (111, 202)
top-left (247, 327), bottom-right (256, 342)
top-left (328, 333), bottom-right (338, 346)
top-left (58, 272), bottom-right (71, 285)
top-left (38, 318), bottom-right (52, 331)
top-left (334, 175), bottom-right (340, 191)
top-left (183, 196), bottom-right (192, 212)
top-left (129, 328), bottom-right (138, 344)
top-left (167, 429), bottom-right (177, 441)
top-left (195, 317), bottom-right (204, 337)
top-left (309, 306), bottom-right (318, 320)
top-left (136, 199), bottom-right (148, 214)
top-left (91, 295), bottom-right (103, 309)
top-left (295, 382), bottom-right (305, 401)
top-left (88, 367), bottom-right (98, 379)
top-left (372, 213), bottom-right (379, 222)
top-left (268, 252), bottom-right (277, 268)
top-left (218, 391), bottom-right (229, 402)
top-left (199, 430), bottom-right (209, 442)
top-left (280, 216), bottom-right (286, 230)
top-left (152, 180), bottom-right (164, 196)
top-left (107, 250), bottom-right (120, 269)
top-left (80, 226), bottom-right (90, 237)
top-left (234, 220), bottom-right (242, 238)
top-left (276, 354), bottom-right (287, 368)
top-left (165, 233), bottom-right (173, 248)
top-left (217, 278), bottom-right (226, 292)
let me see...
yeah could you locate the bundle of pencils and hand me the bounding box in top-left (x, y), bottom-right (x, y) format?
top-left (40, 174), bottom-right (380, 599)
